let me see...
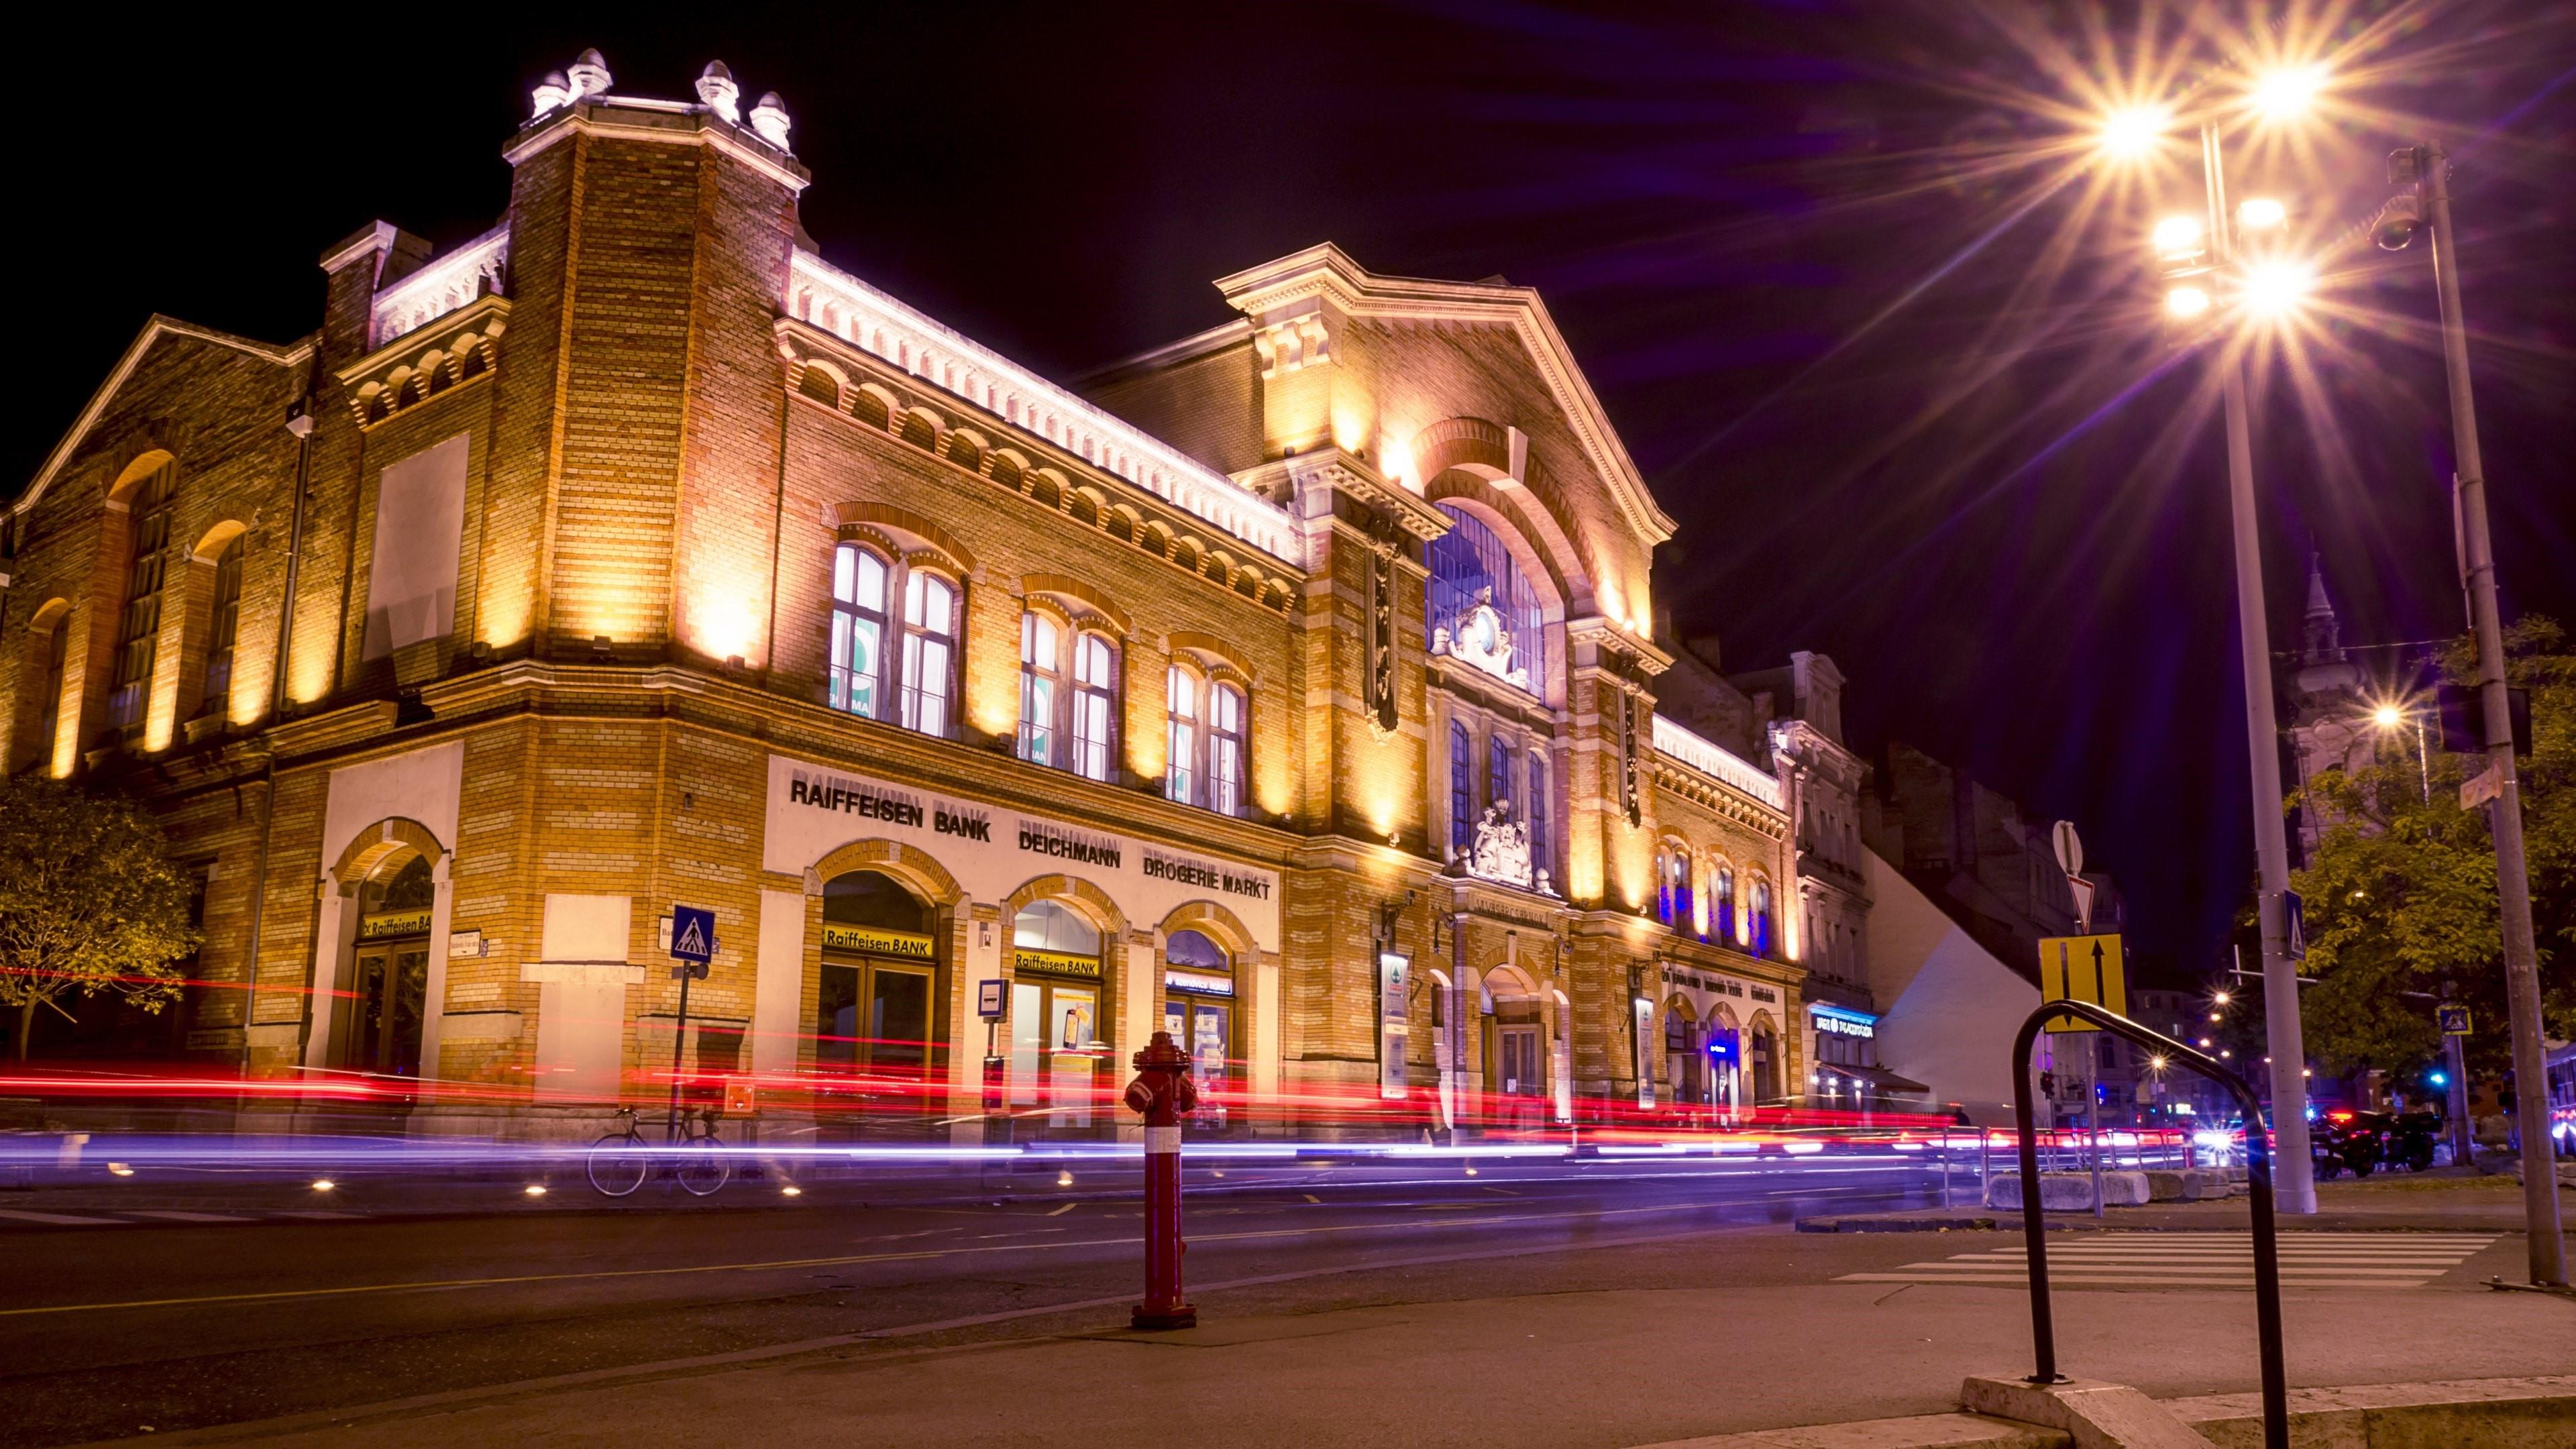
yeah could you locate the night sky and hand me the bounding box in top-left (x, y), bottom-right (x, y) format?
top-left (13, 3), bottom-right (2573, 965)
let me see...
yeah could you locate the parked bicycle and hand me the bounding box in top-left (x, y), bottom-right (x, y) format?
top-left (586, 1105), bottom-right (731, 1198)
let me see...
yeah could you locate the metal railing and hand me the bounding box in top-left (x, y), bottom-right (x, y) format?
top-left (2009, 1000), bottom-right (2286, 1449)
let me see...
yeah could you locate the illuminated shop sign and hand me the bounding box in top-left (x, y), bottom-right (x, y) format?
top-left (1013, 948), bottom-right (1102, 981)
top-left (788, 771), bottom-right (992, 842)
top-left (822, 924), bottom-right (936, 959)
top-left (1811, 1005), bottom-right (1877, 1038)
top-left (1164, 969), bottom-right (1234, 998)
top-left (768, 755), bottom-right (1283, 953)
top-left (357, 909), bottom-right (434, 941)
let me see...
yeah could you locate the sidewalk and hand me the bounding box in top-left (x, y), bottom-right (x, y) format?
top-left (100, 1244), bottom-right (2575, 1449)
top-left (1801, 1171), bottom-right (2562, 1235)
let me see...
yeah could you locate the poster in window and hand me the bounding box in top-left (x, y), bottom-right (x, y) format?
top-left (1058, 998), bottom-right (1095, 1051)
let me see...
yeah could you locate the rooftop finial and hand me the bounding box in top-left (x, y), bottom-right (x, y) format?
top-left (567, 49), bottom-right (612, 101)
top-left (749, 91), bottom-right (792, 150)
top-left (531, 70), bottom-right (572, 119)
top-left (696, 61), bottom-right (741, 124)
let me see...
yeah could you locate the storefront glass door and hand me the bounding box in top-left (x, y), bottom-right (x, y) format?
top-left (350, 945), bottom-right (427, 1077)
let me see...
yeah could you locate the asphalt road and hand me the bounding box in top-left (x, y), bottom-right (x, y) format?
top-left (0, 1155), bottom-right (1947, 1447)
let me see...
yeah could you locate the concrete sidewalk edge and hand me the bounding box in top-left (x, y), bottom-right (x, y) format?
top-left (1626, 1373), bottom-right (2576, 1448)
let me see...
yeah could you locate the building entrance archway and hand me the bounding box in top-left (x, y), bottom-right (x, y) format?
top-left (340, 853), bottom-right (434, 1077)
top-left (1010, 899), bottom-right (1109, 1128)
top-left (814, 869), bottom-right (943, 1114)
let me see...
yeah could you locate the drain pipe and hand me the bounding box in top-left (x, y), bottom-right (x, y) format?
top-left (236, 387), bottom-right (317, 1077)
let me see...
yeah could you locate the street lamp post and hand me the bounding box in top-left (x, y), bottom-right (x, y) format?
top-left (2190, 117), bottom-right (2320, 1215)
top-left (2377, 141), bottom-right (2567, 1284)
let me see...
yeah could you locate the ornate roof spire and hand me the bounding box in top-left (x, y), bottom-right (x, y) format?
top-left (567, 49), bottom-right (612, 101)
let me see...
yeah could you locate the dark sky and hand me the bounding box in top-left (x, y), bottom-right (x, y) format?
top-left (12, 3), bottom-right (2573, 962)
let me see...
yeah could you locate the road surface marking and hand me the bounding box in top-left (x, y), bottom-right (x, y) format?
top-left (129, 1211), bottom-right (252, 1222)
top-left (1836, 1232), bottom-right (2497, 1291)
top-left (0, 1197), bottom-right (1733, 1318)
top-left (0, 1210), bottom-right (127, 1226)
top-left (1048, 1203), bottom-right (1077, 1216)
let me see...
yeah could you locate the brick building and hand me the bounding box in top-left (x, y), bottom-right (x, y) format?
top-left (3, 54), bottom-right (1817, 1134)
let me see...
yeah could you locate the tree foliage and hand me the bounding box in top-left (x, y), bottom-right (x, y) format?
top-left (2288, 619), bottom-right (2573, 1080)
top-left (0, 775), bottom-right (201, 1059)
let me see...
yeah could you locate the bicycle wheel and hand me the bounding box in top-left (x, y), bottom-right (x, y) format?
top-left (675, 1132), bottom-right (731, 1197)
top-left (587, 1133), bottom-right (651, 1197)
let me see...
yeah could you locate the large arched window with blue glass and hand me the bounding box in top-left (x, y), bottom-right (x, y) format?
top-left (1426, 505), bottom-right (1547, 696)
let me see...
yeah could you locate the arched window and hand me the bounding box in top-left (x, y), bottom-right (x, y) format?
top-left (200, 536), bottom-right (244, 713)
top-left (1424, 504), bottom-right (1548, 694)
top-left (1162, 928), bottom-right (1234, 1096)
top-left (26, 611), bottom-right (68, 770)
top-left (1715, 867), bottom-right (1737, 943)
top-left (1654, 847), bottom-right (1674, 924)
top-left (1017, 611), bottom-right (1059, 766)
top-left (1208, 682), bottom-right (1245, 816)
top-left (1751, 879), bottom-right (1774, 957)
top-left (1011, 900), bottom-right (1107, 1124)
top-left (1673, 852), bottom-right (1694, 933)
top-left (899, 569), bottom-right (957, 737)
top-left (830, 543), bottom-right (889, 718)
top-left (1071, 633), bottom-right (1116, 782)
top-left (1525, 749), bottom-right (1550, 888)
top-left (818, 869), bottom-right (937, 1079)
top-left (1448, 719), bottom-right (1472, 853)
top-left (107, 460), bottom-right (178, 732)
top-left (1487, 734), bottom-right (1511, 820)
top-left (1164, 666), bottom-right (1198, 804)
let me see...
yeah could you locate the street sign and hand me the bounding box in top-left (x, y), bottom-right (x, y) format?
top-left (670, 904), bottom-right (716, 965)
top-left (2051, 821), bottom-right (2084, 879)
top-left (977, 978), bottom-right (1006, 1020)
top-left (2437, 1003), bottom-right (2471, 1036)
top-left (2282, 890), bottom-right (2305, 962)
top-left (2461, 765), bottom-right (2503, 811)
top-left (2037, 933), bottom-right (2127, 1034)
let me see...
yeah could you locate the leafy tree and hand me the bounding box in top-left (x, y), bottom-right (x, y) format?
top-left (2288, 619), bottom-right (2573, 1083)
top-left (0, 776), bottom-right (200, 1060)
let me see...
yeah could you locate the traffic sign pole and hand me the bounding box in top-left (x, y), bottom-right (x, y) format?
top-left (668, 966), bottom-right (693, 1142)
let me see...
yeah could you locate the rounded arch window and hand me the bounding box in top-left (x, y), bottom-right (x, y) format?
top-left (816, 869), bottom-right (938, 1081)
top-left (1161, 928), bottom-right (1236, 1101)
top-left (1426, 504), bottom-right (1547, 694)
top-left (1010, 900), bottom-right (1108, 1125)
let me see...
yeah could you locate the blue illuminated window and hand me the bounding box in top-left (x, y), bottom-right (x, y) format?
top-left (1426, 505), bottom-right (1547, 694)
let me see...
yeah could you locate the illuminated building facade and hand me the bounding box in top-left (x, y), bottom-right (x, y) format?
top-left (3, 53), bottom-right (1817, 1127)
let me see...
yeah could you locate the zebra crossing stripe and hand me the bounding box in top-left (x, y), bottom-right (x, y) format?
top-left (1836, 1232), bottom-right (2498, 1291)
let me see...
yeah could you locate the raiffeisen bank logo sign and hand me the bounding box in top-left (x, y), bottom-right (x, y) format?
top-left (786, 767), bottom-right (992, 843)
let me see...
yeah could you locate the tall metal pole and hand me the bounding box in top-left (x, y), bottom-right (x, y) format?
top-left (2419, 140), bottom-right (2566, 1283)
top-left (2203, 121), bottom-right (2317, 1213)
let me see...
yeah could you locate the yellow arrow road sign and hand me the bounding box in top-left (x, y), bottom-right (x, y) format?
top-left (2037, 933), bottom-right (2126, 1034)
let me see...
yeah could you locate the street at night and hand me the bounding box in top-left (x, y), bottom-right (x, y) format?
top-left (4, 3), bottom-right (2574, 1444)
top-left (4, 1158), bottom-right (2567, 1447)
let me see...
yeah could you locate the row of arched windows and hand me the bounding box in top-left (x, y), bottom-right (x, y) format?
top-left (17, 458), bottom-right (248, 773)
top-left (1654, 841), bottom-right (1775, 957)
top-left (827, 538), bottom-right (1248, 816)
top-left (1448, 716), bottom-right (1552, 885)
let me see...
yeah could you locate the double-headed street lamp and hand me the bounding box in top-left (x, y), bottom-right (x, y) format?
top-left (2103, 80), bottom-right (2322, 1215)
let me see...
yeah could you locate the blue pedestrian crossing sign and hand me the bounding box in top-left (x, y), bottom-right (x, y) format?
top-left (2436, 1004), bottom-right (2471, 1036)
top-left (670, 904), bottom-right (716, 967)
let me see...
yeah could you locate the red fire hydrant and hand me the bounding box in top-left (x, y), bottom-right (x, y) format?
top-left (1124, 1030), bottom-right (1198, 1329)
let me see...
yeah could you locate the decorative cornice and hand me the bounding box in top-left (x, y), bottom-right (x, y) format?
top-left (785, 250), bottom-right (1295, 567)
top-left (1212, 244), bottom-right (1677, 548)
top-left (335, 296), bottom-right (509, 429)
top-left (503, 97), bottom-right (810, 192)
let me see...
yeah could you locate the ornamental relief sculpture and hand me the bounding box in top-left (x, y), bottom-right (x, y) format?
top-left (1466, 802), bottom-right (1552, 896)
top-left (1430, 587), bottom-right (1531, 692)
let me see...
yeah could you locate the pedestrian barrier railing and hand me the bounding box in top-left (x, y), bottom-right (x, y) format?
top-left (2009, 1000), bottom-right (2286, 1449)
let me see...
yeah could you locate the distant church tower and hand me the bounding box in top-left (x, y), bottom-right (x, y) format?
top-left (2284, 555), bottom-right (2371, 859)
